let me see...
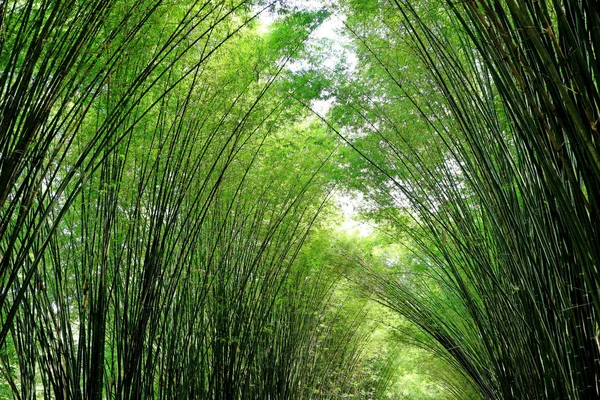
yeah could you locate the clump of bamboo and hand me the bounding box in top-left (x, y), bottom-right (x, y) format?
top-left (0, 1), bottom-right (376, 398)
top-left (337, 0), bottom-right (600, 398)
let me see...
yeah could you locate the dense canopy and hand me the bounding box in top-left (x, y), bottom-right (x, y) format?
top-left (1, 0), bottom-right (598, 399)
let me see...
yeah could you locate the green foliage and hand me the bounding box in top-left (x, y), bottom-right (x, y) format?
top-left (335, 0), bottom-right (600, 398)
top-left (5, 0), bottom-right (597, 398)
top-left (0, 1), bottom-right (375, 398)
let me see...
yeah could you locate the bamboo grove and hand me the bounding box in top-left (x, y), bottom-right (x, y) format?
top-left (334, 0), bottom-right (600, 398)
top-left (0, 1), bottom-right (374, 398)
top-left (1, 0), bottom-right (599, 399)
